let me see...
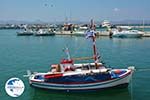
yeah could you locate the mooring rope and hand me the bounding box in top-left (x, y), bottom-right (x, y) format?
top-left (130, 72), bottom-right (133, 100)
top-left (130, 67), bottom-right (150, 100)
top-left (136, 68), bottom-right (150, 72)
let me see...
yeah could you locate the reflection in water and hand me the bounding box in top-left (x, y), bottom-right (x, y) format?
top-left (31, 88), bottom-right (131, 100)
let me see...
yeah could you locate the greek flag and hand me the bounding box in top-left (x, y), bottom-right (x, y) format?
top-left (85, 30), bottom-right (96, 38)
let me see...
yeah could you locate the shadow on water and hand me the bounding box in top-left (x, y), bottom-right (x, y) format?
top-left (30, 88), bottom-right (131, 100)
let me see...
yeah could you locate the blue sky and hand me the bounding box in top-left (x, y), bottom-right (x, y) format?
top-left (0, 0), bottom-right (149, 22)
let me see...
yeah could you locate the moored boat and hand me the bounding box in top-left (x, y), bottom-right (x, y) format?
top-left (28, 64), bottom-right (134, 92)
top-left (17, 29), bottom-right (34, 36)
top-left (112, 29), bottom-right (144, 38)
top-left (34, 29), bottom-right (55, 36)
top-left (25, 20), bottom-right (135, 92)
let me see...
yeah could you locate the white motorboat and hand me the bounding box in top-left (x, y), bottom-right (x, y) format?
top-left (112, 29), bottom-right (144, 38)
top-left (34, 29), bottom-right (55, 36)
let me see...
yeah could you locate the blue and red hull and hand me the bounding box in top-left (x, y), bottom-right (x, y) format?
top-left (29, 69), bottom-right (133, 92)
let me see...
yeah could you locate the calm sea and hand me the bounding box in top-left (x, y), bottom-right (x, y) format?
top-left (0, 29), bottom-right (150, 100)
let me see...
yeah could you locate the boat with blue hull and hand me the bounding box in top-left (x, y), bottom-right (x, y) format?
top-left (29, 65), bottom-right (133, 92)
top-left (25, 20), bottom-right (135, 92)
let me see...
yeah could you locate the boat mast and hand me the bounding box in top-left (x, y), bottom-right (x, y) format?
top-left (90, 19), bottom-right (99, 69)
top-left (142, 19), bottom-right (145, 32)
top-left (92, 34), bottom-right (99, 69)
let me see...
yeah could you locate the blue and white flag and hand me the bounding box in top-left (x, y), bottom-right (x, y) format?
top-left (85, 30), bottom-right (96, 38)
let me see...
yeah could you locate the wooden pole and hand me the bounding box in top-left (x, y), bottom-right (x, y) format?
top-left (92, 35), bottom-right (99, 69)
top-left (89, 19), bottom-right (98, 69)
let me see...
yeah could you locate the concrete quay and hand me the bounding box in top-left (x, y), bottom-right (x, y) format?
top-left (96, 31), bottom-right (150, 37)
top-left (55, 31), bottom-right (150, 37)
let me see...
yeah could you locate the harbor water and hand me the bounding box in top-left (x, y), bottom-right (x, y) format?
top-left (0, 29), bottom-right (150, 100)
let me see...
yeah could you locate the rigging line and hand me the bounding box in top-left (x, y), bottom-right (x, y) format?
top-left (72, 38), bottom-right (90, 57)
top-left (136, 68), bottom-right (150, 72)
top-left (130, 72), bottom-right (133, 100)
top-left (60, 37), bottom-right (86, 59)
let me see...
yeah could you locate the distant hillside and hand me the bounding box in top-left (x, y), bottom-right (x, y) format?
top-left (111, 20), bottom-right (150, 25)
top-left (0, 19), bottom-right (150, 25)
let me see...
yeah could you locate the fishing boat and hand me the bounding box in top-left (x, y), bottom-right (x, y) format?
top-left (25, 20), bottom-right (135, 92)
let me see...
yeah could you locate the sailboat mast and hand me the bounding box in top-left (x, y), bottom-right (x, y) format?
top-left (142, 19), bottom-right (144, 32)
